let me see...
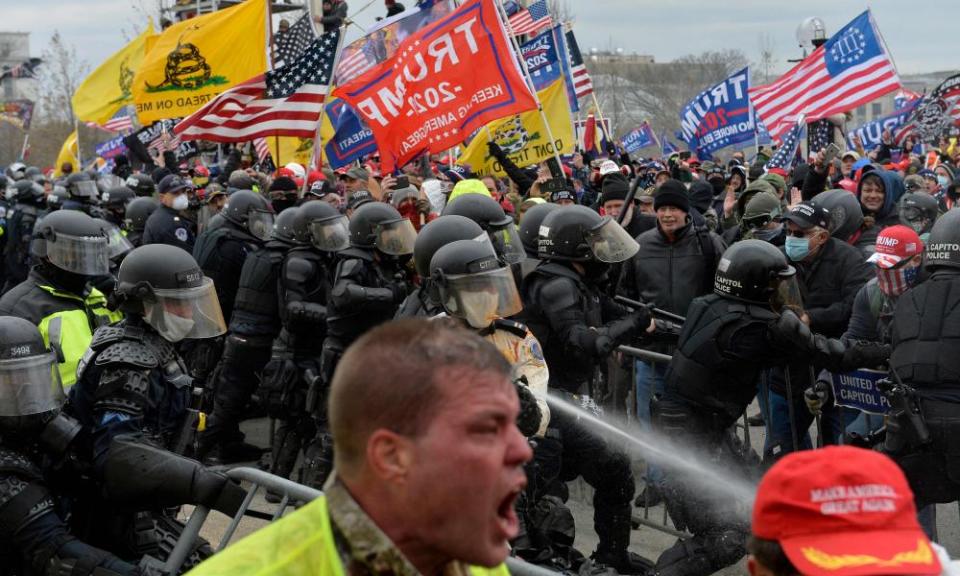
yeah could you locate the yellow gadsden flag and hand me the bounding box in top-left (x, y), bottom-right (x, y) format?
top-left (458, 78), bottom-right (574, 176)
top-left (53, 130), bottom-right (79, 177)
top-left (133, 0), bottom-right (267, 124)
top-left (73, 23), bottom-right (156, 125)
top-left (266, 136), bottom-right (314, 168)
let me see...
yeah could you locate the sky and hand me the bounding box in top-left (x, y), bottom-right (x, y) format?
top-left (4, 0), bottom-right (956, 80)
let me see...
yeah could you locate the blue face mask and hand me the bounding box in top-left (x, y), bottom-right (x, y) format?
top-left (784, 235), bottom-right (811, 261)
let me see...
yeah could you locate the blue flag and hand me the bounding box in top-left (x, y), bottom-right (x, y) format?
top-left (324, 100), bottom-right (377, 170)
top-left (661, 134), bottom-right (678, 156)
top-left (551, 26), bottom-right (579, 113)
top-left (766, 116), bottom-right (806, 172)
top-left (519, 26), bottom-right (562, 92)
top-left (679, 67), bottom-right (755, 155)
top-left (847, 99), bottom-right (918, 151)
top-left (620, 122), bottom-right (657, 154)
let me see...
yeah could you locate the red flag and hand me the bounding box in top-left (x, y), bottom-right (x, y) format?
top-left (583, 113), bottom-right (596, 153)
top-left (333, 0), bottom-right (537, 171)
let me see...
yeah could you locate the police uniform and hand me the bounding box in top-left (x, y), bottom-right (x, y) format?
top-left (142, 205), bottom-right (196, 253)
top-left (0, 269), bottom-right (121, 388)
top-left (182, 475), bottom-right (510, 576)
top-left (3, 201), bottom-right (39, 290)
top-left (480, 318), bottom-right (550, 437)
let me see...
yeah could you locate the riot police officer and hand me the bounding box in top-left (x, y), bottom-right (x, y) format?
top-left (0, 211), bottom-right (122, 389)
top-left (651, 240), bottom-right (890, 576)
top-left (322, 202), bottom-right (416, 384)
top-left (69, 243), bottom-right (227, 460)
top-left (142, 175), bottom-right (196, 253)
top-left (267, 200), bottom-right (349, 487)
top-left (198, 206), bottom-right (302, 464)
top-left (100, 186), bottom-right (136, 228)
top-left (886, 209), bottom-right (960, 521)
top-left (62, 173), bottom-right (102, 216)
top-left (3, 179), bottom-right (46, 291)
top-left (0, 316), bottom-right (140, 576)
top-left (442, 193), bottom-right (526, 265)
top-left (123, 197), bottom-right (159, 248)
top-left (396, 214), bottom-right (485, 318)
top-left (521, 205), bottom-right (654, 574)
top-left (517, 202), bottom-right (560, 280)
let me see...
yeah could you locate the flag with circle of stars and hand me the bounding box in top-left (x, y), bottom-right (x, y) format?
top-left (266, 28), bottom-right (341, 99)
top-left (275, 14), bottom-right (317, 68)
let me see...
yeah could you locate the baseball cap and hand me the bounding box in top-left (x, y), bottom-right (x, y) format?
top-left (867, 225), bottom-right (924, 269)
top-left (752, 446), bottom-right (940, 576)
top-left (841, 150), bottom-right (860, 162)
top-left (781, 200), bottom-right (832, 230)
top-left (157, 174), bottom-right (189, 195)
top-left (346, 190), bottom-right (373, 211)
top-left (599, 160), bottom-right (619, 177)
top-left (343, 166), bottom-right (370, 181)
top-left (441, 164), bottom-right (472, 182)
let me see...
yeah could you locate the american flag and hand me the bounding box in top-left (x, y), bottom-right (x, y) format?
top-left (507, 0), bottom-right (552, 37)
top-left (0, 58), bottom-right (42, 80)
top-left (564, 29), bottom-right (593, 99)
top-left (894, 88), bottom-right (921, 110)
top-left (275, 14), bottom-right (316, 68)
top-left (807, 118), bottom-right (833, 154)
top-left (253, 138), bottom-right (271, 164)
top-left (175, 29), bottom-right (341, 142)
top-left (765, 115), bottom-right (805, 172)
top-left (148, 132), bottom-right (182, 154)
top-left (334, 39), bottom-right (378, 85)
top-left (749, 10), bottom-right (900, 141)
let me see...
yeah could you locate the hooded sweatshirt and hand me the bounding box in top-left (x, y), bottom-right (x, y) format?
top-left (854, 169), bottom-right (905, 256)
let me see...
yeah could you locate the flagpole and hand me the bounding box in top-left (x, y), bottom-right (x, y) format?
top-left (19, 133), bottom-right (29, 162)
top-left (73, 118), bottom-right (82, 168)
top-left (590, 92), bottom-right (613, 153)
top-left (493, 0), bottom-right (565, 170)
top-left (304, 25), bottom-right (348, 197)
top-left (274, 137), bottom-right (281, 168)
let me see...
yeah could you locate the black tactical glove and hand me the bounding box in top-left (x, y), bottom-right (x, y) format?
top-left (630, 306), bottom-right (653, 334)
top-left (842, 341), bottom-right (890, 371)
top-left (514, 379), bottom-right (542, 438)
top-left (487, 141), bottom-right (504, 158)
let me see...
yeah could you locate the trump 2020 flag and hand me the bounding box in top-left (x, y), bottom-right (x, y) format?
top-left (620, 122), bottom-right (657, 154)
top-left (750, 10), bottom-right (900, 141)
top-left (679, 67), bottom-right (754, 155)
top-left (519, 26), bottom-right (562, 92)
top-left (334, 0), bottom-right (537, 171)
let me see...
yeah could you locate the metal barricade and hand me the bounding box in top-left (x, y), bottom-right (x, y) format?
top-left (164, 467), bottom-right (563, 576)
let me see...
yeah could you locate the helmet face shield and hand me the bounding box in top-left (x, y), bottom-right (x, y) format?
top-left (375, 218), bottom-right (417, 255)
top-left (73, 180), bottom-right (99, 198)
top-left (46, 232), bottom-right (110, 275)
top-left (103, 224), bottom-right (134, 260)
top-left (489, 221), bottom-right (525, 264)
top-left (142, 277), bottom-right (227, 342)
top-left (0, 353), bottom-right (64, 417)
top-left (309, 215), bottom-right (350, 252)
top-left (248, 210), bottom-right (275, 241)
top-left (770, 271), bottom-right (803, 314)
top-left (442, 267), bottom-right (522, 329)
top-left (586, 217), bottom-right (640, 263)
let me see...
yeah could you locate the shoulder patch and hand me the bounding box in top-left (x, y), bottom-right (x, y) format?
top-left (175, 228), bottom-right (189, 243)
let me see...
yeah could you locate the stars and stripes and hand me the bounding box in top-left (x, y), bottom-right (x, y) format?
top-left (765, 115), bottom-right (805, 172)
top-left (333, 38), bottom-right (377, 85)
top-left (894, 88), bottom-right (921, 110)
top-left (175, 29), bottom-right (342, 142)
top-left (564, 29), bottom-right (593, 98)
top-left (749, 10), bottom-right (900, 141)
top-left (253, 137), bottom-right (271, 163)
top-left (808, 118), bottom-right (833, 154)
top-left (0, 58), bottom-right (42, 80)
top-left (275, 14), bottom-right (316, 67)
top-left (507, 0), bottom-right (552, 37)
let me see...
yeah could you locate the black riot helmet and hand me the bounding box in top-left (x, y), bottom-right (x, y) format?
top-left (94, 218), bottom-right (134, 262)
top-left (24, 166), bottom-right (43, 182)
top-left (714, 239), bottom-right (800, 311)
top-left (519, 202), bottom-right (560, 257)
top-left (430, 238), bottom-right (523, 329)
top-left (222, 190), bottom-right (275, 241)
top-left (442, 194), bottom-right (525, 264)
top-left (125, 173), bottom-right (156, 197)
top-left (899, 192), bottom-right (939, 237)
top-left (5, 161), bottom-right (26, 181)
top-left (294, 200), bottom-right (349, 251)
top-left (348, 202), bottom-right (417, 255)
top-left (413, 215), bottom-right (485, 278)
top-left (0, 316), bottom-right (64, 438)
top-left (65, 172), bottom-right (98, 200)
top-left (271, 205), bottom-right (301, 244)
top-left (924, 209), bottom-right (960, 271)
top-left (812, 189), bottom-right (864, 243)
top-left (13, 180), bottom-right (45, 205)
top-left (124, 197), bottom-right (159, 233)
top-left (101, 186), bottom-right (136, 209)
top-left (31, 210), bottom-right (110, 276)
top-left (115, 244), bottom-right (227, 342)
top-left (538, 205), bottom-right (639, 263)
top-left (47, 185), bottom-right (69, 210)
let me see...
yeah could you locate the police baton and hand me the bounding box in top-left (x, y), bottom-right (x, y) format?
top-left (614, 295), bottom-right (686, 324)
top-left (616, 168), bottom-right (643, 225)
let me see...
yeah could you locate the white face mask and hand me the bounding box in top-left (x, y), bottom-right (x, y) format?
top-left (459, 290), bottom-right (500, 329)
top-left (158, 312), bottom-right (195, 342)
top-left (171, 194), bottom-right (189, 211)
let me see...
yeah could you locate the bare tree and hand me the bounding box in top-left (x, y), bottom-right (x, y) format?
top-left (590, 49), bottom-right (748, 142)
top-left (758, 33), bottom-right (776, 85)
top-left (36, 31), bottom-right (89, 126)
top-left (547, 0), bottom-right (573, 24)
